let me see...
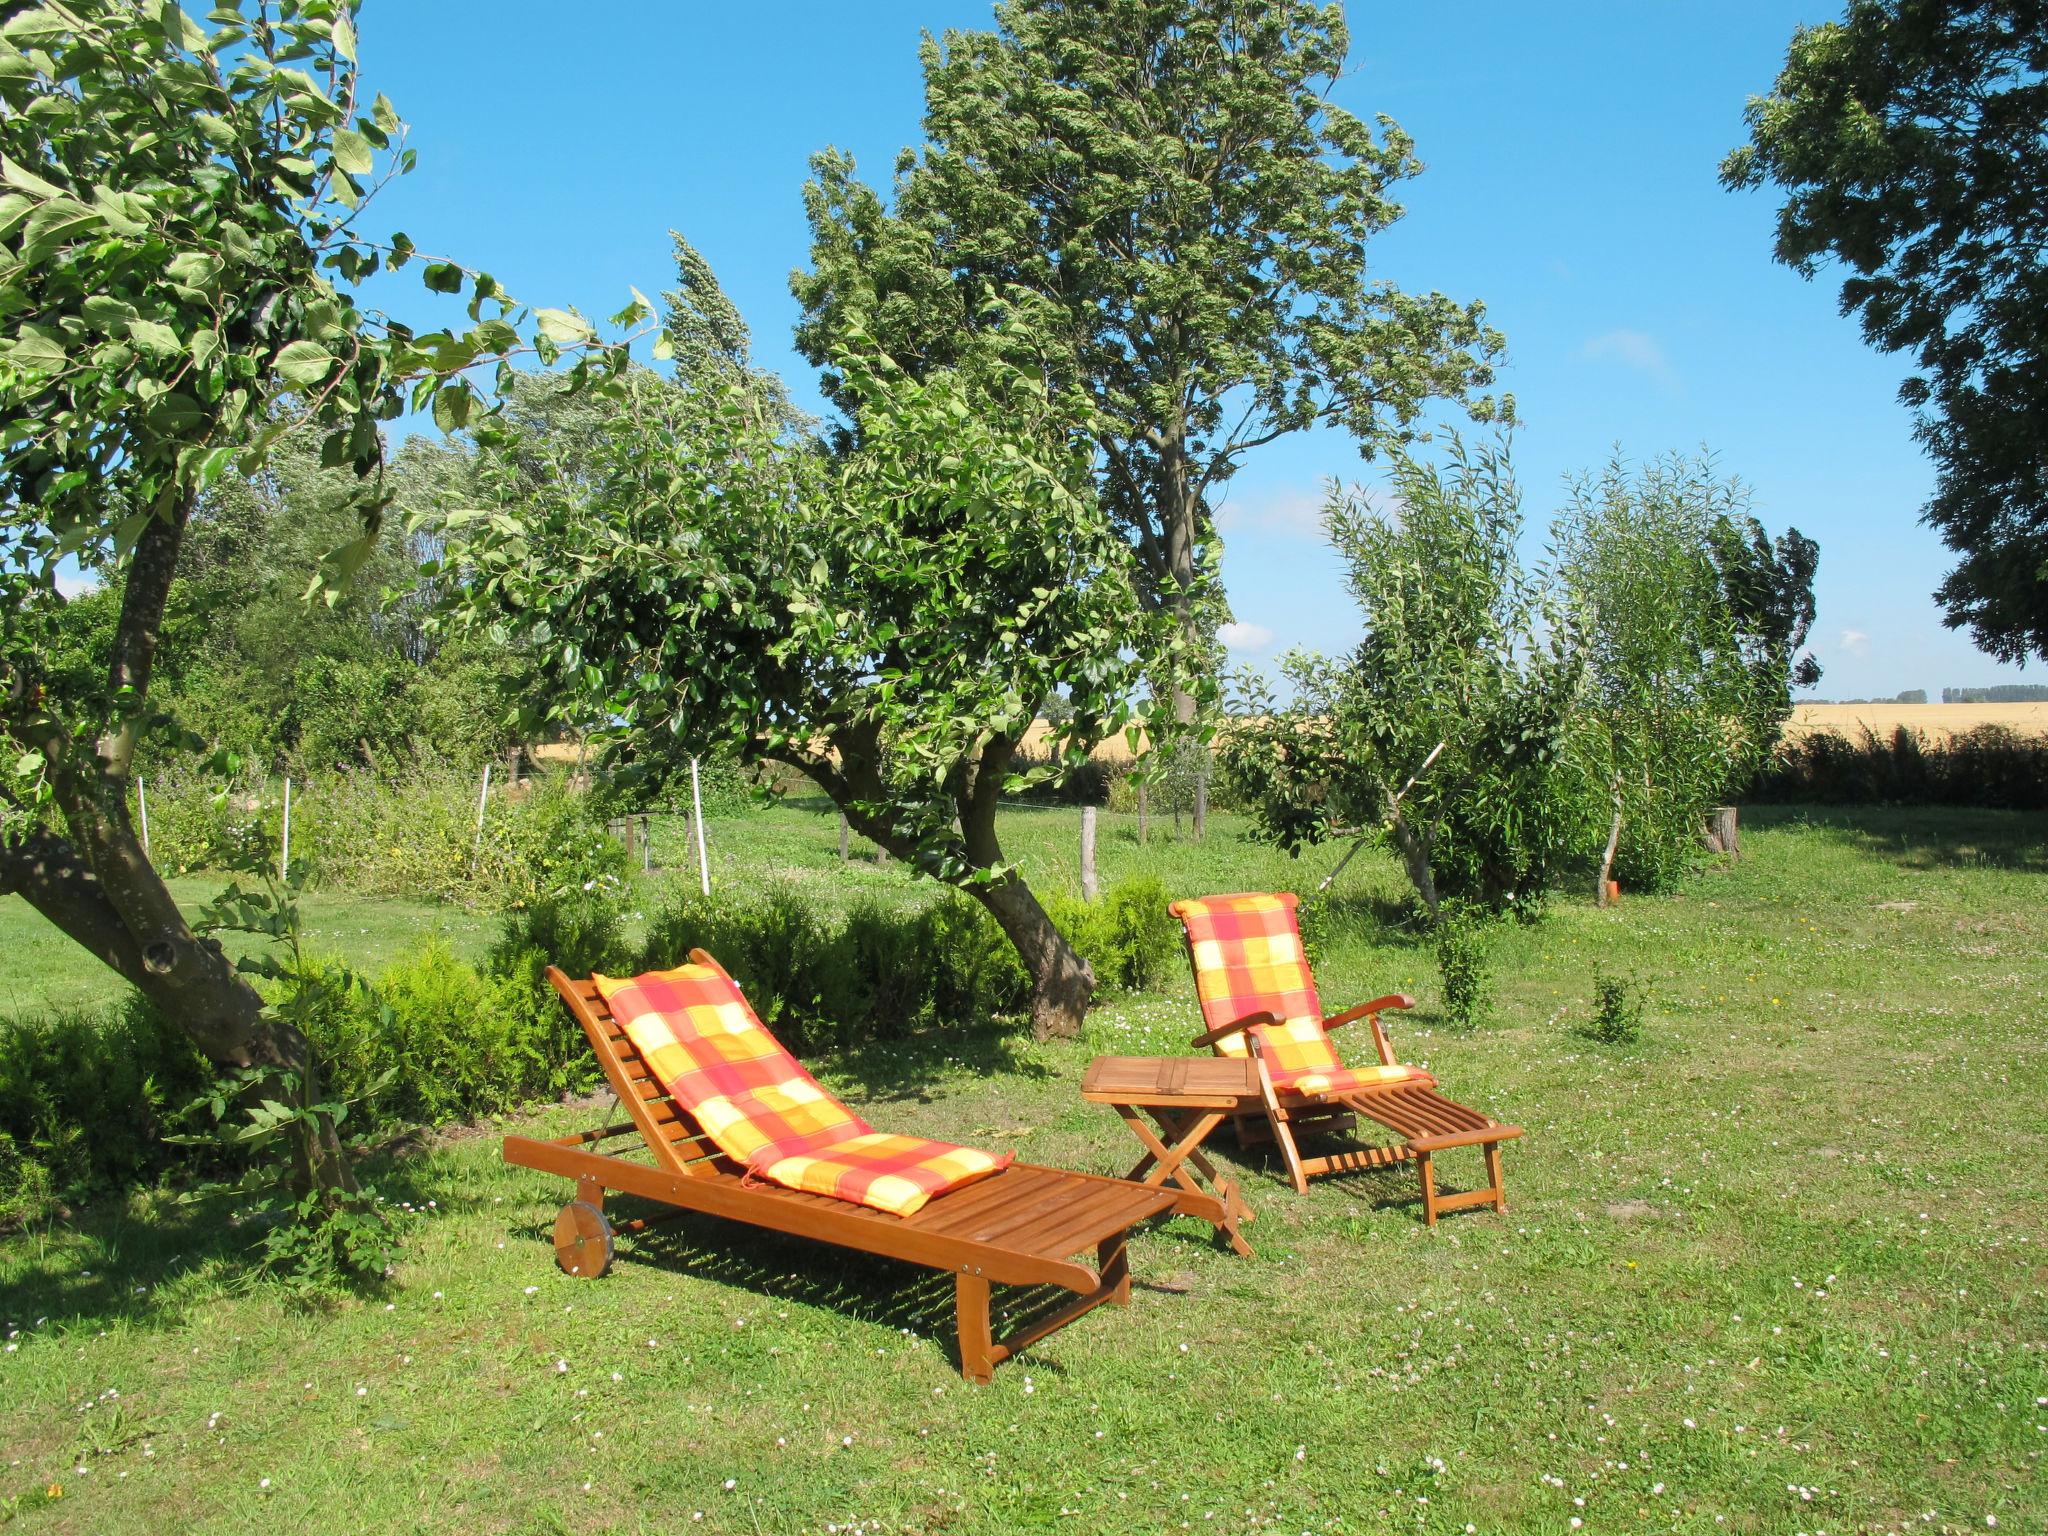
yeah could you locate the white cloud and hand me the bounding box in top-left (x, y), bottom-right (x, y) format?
top-left (1580, 328), bottom-right (1679, 390)
top-left (1218, 621), bottom-right (1275, 652)
top-left (1214, 487), bottom-right (1326, 540)
top-left (54, 566), bottom-right (99, 598)
top-left (1838, 628), bottom-right (1871, 658)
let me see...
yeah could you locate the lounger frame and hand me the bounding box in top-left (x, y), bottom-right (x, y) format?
top-left (502, 961), bottom-right (1176, 1382)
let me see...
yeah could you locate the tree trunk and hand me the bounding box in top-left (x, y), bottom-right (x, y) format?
top-left (1079, 804), bottom-right (1099, 902)
top-left (1, 826), bottom-right (357, 1194)
top-left (1597, 787), bottom-right (1623, 907)
top-left (1136, 780), bottom-right (1148, 843)
top-left (1386, 812), bottom-right (1439, 920)
top-left (976, 870), bottom-right (1096, 1040)
top-left (3, 502), bottom-right (355, 1198)
top-left (1705, 805), bottom-right (1739, 858)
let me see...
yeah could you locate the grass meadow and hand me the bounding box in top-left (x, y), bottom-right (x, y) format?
top-left (1, 802), bottom-right (2044, 1534)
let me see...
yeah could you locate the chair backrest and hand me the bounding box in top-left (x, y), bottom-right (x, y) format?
top-left (592, 961), bottom-right (872, 1172)
top-left (1168, 892), bottom-right (1324, 1059)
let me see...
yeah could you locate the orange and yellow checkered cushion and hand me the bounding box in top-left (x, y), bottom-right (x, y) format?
top-left (593, 964), bottom-right (1010, 1217)
top-left (756, 1132), bottom-right (1010, 1219)
top-left (1170, 893), bottom-right (1416, 1096)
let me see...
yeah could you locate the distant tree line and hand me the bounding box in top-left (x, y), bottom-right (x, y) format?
top-left (1942, 685), bottom-right (2048, 704)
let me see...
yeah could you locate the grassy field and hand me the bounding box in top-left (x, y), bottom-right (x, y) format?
top-left (2, 803), bottom-right (2044, 1534)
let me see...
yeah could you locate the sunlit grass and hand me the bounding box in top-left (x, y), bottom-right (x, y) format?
top-left (2, 803), bottom-right (2044, 1533)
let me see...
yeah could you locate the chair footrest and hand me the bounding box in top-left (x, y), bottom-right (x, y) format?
top-left (1408, 1124), bottom-right (1525, 1153)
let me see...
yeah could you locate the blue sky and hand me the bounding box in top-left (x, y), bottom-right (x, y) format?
top-left (358, 0), bottom-right (2031, 699)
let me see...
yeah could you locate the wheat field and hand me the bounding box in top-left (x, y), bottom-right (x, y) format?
top-left (1784, 700), bottom-right (2048, 742)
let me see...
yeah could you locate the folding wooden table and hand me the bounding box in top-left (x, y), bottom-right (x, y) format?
top-left (1082, 1055), bottom-right (1258, 1257)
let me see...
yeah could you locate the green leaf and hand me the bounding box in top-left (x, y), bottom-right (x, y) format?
top-left (421, 261), bottom-right (463, 295)
top-left (331, 8), bottom-right (356, 60)
top-left (534, 307), bottom-right (591, 343)
top-left (18, 197), bottom-right (99, 262)
top-left (1, 11), bottom-right (71, 48)
top-left (273, 338), bottom-right (333, 388)
top-left (81, 294), bottom-right (138, 330)
top-left (8, 326), bottom-right (65, 370)
top-left (126, 318), bottom-right (182, 357)
top-left (331, 127), bottom-right (373, 177)
top-left (0, 154), bottom-right (63, 199)
top-left (430, 382), bottom-right (472, 433)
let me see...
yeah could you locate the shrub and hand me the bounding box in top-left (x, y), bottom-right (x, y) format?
top-left (1584, 964), bottom-right (1646, 1046)
top-left (1048, 875), bottom-right (1181, 993)
top-left (139, 760), bottom-right (631, 908)
top-left (918, 892), bottom-right (1030, 1025)
top-left (824, 899), bottom-right (934, 1041)
top-left (372, 937), bottom-right (540, 1123)
top-left (1434, 903), bottom-right (1493, 1028)
top-left (1749, 723), bottom-right (2048, 810)
top-left (488, 891), bottom-right (631, 1093)
top-left (0, 999), bottom-right (212, 1228)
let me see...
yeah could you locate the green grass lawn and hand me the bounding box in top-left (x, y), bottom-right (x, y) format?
top-left (0, 880), bottom-right (497, 1019)
top-left (2, 804), bottom-right (2044, 1533)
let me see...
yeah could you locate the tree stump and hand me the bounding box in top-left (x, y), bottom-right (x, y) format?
top-left (1705, 805), bottom-right (1740, 857)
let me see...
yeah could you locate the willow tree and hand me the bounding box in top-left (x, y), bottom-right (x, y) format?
top-left (791, 0), bottom-right (1508, 754)
top-left (0, 0), bottom-right (636, 1196)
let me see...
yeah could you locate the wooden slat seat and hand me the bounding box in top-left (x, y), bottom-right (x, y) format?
top-left (502, 962), bottom-right (1176, 1382)
top-left (1169, 893), bottom-right (1525, 1223)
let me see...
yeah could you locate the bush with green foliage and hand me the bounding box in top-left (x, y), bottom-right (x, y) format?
top-left (0, 999), bottom-right (212, 1229)
top-left (1749, 724), bottom-right (2048, 810)
top-left (1583, 964), bottom-right (1646, 1046)
top-left (1556, 453), bottom-right (1772, 895)
top-left (137, 764), bottom-right (630, 909)
top-left (1046, 877), bottom-right (1182, 994)
top-left (1220, 439), bottom-right (1587, 916)
top-left (1433, 903), bottom-right (1493, 1029)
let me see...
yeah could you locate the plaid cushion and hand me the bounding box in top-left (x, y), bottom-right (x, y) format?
top-left (758, 1132), bottom-right (1011, 1219)
top-left (1170, 892), bottom-right (1416, 1096)
top-left (1170, 892), bottom-right (1324, 1057)
top-left (593, 964), bottom-right (1010, 1217)
top-left (595, 965), bottom-right (868, 1167)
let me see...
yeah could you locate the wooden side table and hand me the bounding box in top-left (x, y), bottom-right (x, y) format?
top-left (1082, 1055), bottom-right (1258, 1257)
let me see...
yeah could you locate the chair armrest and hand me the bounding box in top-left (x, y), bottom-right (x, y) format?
top-left (1321, 994), bottom-right (1416, 1032)
top-left (1190, 1010), bottom-right (1281, 1050)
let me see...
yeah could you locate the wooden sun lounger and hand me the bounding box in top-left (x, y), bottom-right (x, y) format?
top-left (1205, 995), bottom-right (1526, 1221)
top-left (501, 967), bottom-right (1177, 1383)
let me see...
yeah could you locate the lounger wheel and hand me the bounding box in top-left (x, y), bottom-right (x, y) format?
top-left (553, 1199), bottom-right (614, 1279)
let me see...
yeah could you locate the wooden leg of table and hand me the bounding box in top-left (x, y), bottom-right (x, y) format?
top-left (1118, 1106), bottom-right (1172, 1183)
top-left (1484, 1140), bottom-right (1506, 1214)
top-left (956, 1272), bottom-right (994, 1385)
top-left (1097, 1238), bottom-right (1131, 1305)
top-left (1418, 1150), bottom-right (1438, 1226)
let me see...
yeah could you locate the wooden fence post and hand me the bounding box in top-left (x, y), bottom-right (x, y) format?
top-left (1080, 804), bottom-right (1099, 902)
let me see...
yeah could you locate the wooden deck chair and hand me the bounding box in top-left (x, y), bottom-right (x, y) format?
top-left (501, 956), bottom-right (1177, 1383)
top-left (1170, 893), bottom-right (1523, 1223)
